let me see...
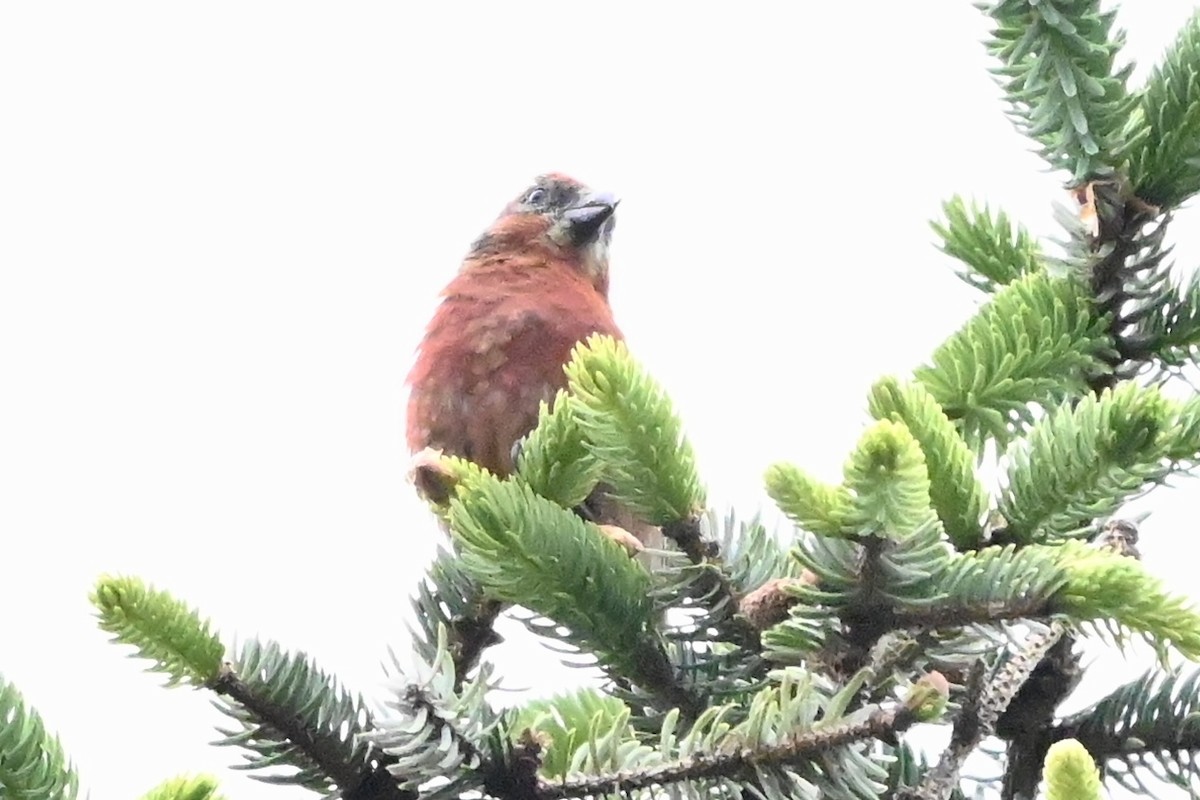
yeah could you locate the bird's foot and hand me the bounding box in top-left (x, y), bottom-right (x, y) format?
top-left (409, 446), bottom-right (456, 506)
top-left (595, 523), bottom-right (645, 557)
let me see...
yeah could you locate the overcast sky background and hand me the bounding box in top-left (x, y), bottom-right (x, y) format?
top-left (4, 3), bottom-right (1200, 798)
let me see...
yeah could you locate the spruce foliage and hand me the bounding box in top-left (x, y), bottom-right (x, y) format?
top-left (9, 4), bottom-right (1200, 800)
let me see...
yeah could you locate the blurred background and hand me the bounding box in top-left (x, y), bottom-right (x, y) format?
top-left (2, 3), bottom-right (1199, 797)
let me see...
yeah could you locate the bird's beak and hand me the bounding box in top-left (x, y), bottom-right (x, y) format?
top-left (563, 191), bottom-right (619, 246)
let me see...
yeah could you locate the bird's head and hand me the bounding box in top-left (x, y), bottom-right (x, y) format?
top-left (469, 173), bottom-right (619, 294)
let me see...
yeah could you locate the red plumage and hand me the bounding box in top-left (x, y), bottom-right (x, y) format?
top-left (406, 174), bottom-right (623, 479)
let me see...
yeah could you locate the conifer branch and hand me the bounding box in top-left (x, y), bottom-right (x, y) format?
top-left (1068, 179), bottom-right (1168, 392)
top-left (869, 378), bottom-right (988, 549)
top-left (999, 384), bottom-right (1175, 542)
top-left (768, 518), bottom-right (951, 669)
top-left (1050, 666), bottom-right (1200, 796)
top-left (914, 271), bottom-right (1112, 450)
top-left (565, 335), bottom-right (706, 524)
top-left (91, 575), bottom-right (406, 799)
top-left (899, 661), bottom-right (989, 800)
top-left (660, 516), bottom-right (715, 564)
top-left (445, 600), bottom-right (505, 692)
top-left (982, 68), bottom-right (1179, 793)
top-left (989, 173), bottom-right (1186, 798)
top-left (371, 685), bottom-right (483, 793)
top-left (1042, 739), bottom-right (1102, 800)
top-left (660, 516), bottom-right (763, 653)
top-left (1136, 269), bottom-right (1200, 373)
top-left (505, 689), bottom-right (636, 780)
top-left (650, 514), bottom-right (810, 704)
top-left (843, 420), bottom-right (935, 539)
top-left (981, 0), bottom-right (1132, 182)
top-left (515, 391), bottom-right (604, 510)
top-left (211, 664), bottom-right (407, 800)
top-left (764, 462), bottom-right (852, 537)
top-left (932, 197), bottom-right (1043, 294)
top-left (406, 456), bottom-right (512, 687)
top-left (73, 10), bottom-right (1200, 800)
top-left (903, 622), bottom-right (1066, 800)
top-left (210, 640), bottom-right (404, 800)
top-left (0, 674), bottom-right (79, 800)
top-left (366, 626), bottom-right (501, 799)
top-left (891, 602), bottom-right (1047, 630)
top-left (997, 637), bottom-right (1081, 800)
top-left (1051, 540), bottom-right (1200, 658)
top-left (91, 575), bottom-right (225, 687)
top-left (562, 336), bottom-right (758, 659)
top-left (138, 774), bottom-right (226, 800)
top-left (447, 470), bottom-right (704, 720)
top-left (410, 546), bottom-right (505, 691)
top-left (1126, 7), bottom-right (1200, 208)
top-left (528, 703), bottom-right (915, 800)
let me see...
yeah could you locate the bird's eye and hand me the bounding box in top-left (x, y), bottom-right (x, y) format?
top-left (524, 188), bottom-right (547, 206)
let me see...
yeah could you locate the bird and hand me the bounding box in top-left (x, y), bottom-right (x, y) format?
top-left (405, 173), bottom-right (658, 554)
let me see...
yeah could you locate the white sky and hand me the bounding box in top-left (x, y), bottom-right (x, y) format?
top-left (3, 3), bottom-right (1200, 799)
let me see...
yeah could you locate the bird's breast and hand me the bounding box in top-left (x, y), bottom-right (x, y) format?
top-left (406, 262), bottom-right (623, 475)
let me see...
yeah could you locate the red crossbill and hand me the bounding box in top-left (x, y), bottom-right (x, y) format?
top-left (405, 173), bottom-right (656, 553)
